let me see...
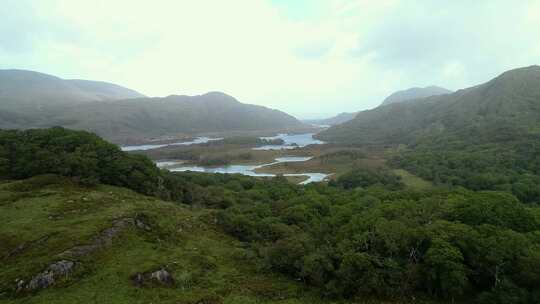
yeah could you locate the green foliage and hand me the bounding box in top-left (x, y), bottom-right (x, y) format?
top-left (0, 127), bottom-right (161, 196)
top-left (332, 168), bottom-right (404, 190)
top-left (2, 127), bottom-right (540, 303)
top-left (217, 184), bottom-right (540, 302)
top-left (318, 66), bottom-right (540, 204)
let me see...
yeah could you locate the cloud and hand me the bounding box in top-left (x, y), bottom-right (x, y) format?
top-left (0, 0), bottom-right (539, 118)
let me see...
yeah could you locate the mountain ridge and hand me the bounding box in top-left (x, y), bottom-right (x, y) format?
top-left (380, 85), bottom-right (452, 106)
top-left (0, 69), bottom-right (146, 104)
top-left (317, 65), bottom-right (540, 145)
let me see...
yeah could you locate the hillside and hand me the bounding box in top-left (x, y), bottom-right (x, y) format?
top-left (52, 92), bottom-right (304, 143)
top-left (305, 86), bottom-right (450, 127)
top-left (380, 86), bottom-right (452, 106)
top-left (318, 66), bottom-right (540, 203)
top-left (318, 66), bottom-right (540, 145)
top-left (0, 70), bottom-right (305, 143)
top-left (0, 176), bottom-right (318, 304)
top-left (305, 112), bottom-right (358, 126)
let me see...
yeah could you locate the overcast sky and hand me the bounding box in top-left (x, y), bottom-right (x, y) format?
top-left (1, 0), bottom-right (539, 118)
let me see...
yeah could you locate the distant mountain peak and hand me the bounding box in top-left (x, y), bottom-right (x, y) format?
top-left (381, 86), bottom-right (452, 106)
top-left (0, 69), bottom-right (146, 104)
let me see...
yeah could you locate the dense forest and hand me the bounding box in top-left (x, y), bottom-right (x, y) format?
top-left (1, 128), bottom-right (539, 303)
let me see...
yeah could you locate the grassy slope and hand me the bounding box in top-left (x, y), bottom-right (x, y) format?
top-left (392, 169), bottom-right (433, 190)
top-left (0, 176), bottom-right (323, 304)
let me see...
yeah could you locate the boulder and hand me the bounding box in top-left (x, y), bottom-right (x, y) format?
top-left (24, 260), bottom-right (75, 291)
top-left (132, 268), bottom-right (174, 287)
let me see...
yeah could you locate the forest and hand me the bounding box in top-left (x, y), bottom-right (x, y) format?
top-left (1, 127), bottom-right (539, 303)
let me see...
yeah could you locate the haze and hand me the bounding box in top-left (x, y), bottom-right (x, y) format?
top-left (1, 0), bottom-right (539, 118)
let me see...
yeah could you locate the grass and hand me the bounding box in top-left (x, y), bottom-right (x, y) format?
top-left (0, 176), bottom-right (314, 304)
top-left (393, 169), bottom-right (433, 190)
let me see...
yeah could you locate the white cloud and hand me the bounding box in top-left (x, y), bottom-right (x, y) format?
top-left (0, 0), bottom-right (539, 118)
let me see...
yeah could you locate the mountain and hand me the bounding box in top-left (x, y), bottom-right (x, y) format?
top-left (380, 85), bottom-right (452, 106)
top-left (318, 66), bottom-right (540, 145)
top-left (304, 86), bottom-right (451, 127)
top-left (0, 71), bottom-right (304, 143)
top-left (53, 92), bottom-right (304, 143)
top-left (0, 69), bottom-right (145, 105)
top-left (305, 112), bottom-right (358, 126)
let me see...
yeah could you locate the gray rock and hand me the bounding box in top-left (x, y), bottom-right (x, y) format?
top-left (135, 218), bottom-right (151, 231)
top-left (132, 268), bottom-right (174, 287)
top-left (25, 260), bottom-right (75, 291)
top-left (150, 269), bottom-right (174, 286)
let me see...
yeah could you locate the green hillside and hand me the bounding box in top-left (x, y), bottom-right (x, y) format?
top-left (0, 176), bottom-right (321, 304)
top-left (318, 66), bottom-right (540, 145)
top-left (317, 66), bottom-right (540, 203)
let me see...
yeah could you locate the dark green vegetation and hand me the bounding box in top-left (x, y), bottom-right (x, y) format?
top-left (1, 127), bottom-right (540, 303)
top-left (318, 65), bottom-right (540, 204)
top-left (0, 70), bottom-right (305, 144)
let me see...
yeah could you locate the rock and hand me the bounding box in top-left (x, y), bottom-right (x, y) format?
top-left (60, 218), bottom-right (134, 258)
top-left (132, 268), bottom-right (174, 287)
top-left (135, 217), bottom-right (151, 231)
top-left (150, 269), bottom-right (174, 286)
top-left (131, 273), bottom-right (145, 287)
top-left (24, 260), bottom-right (75, 291)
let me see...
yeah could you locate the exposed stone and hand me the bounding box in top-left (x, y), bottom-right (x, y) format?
top-left (60, 218), bottom-right (134, 258)
top-left (132, 268), bottom-right (174, 287)
top-left (150, 269), bottom-right (174, 286)
top-left (135, 218), bottom-right (151, 231)
top-left (24, 260), bottom-right (75, 291)
top-left (131, 273), bottom-right (145, 287)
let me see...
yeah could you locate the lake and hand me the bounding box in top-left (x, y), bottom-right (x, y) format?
top-left (253, 133), bottom-right (325, 150)
top-left (158, 156), bottom-right (330, 184)
top-left (121, 137), bottom-right (223, 151)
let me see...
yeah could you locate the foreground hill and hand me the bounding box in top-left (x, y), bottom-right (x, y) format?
top-left (0, 176), bottom-right (319, 304)
top-left (0, 70), bottom-right (305, 143)
top-left (380, 86), bottom-right (452, 106)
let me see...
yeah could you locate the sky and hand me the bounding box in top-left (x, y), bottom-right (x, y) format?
top-left (1, 0), bottom-right (539, 119)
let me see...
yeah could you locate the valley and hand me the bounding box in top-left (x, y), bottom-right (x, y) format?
top-left (1, 62), bottom-right (539, 304)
